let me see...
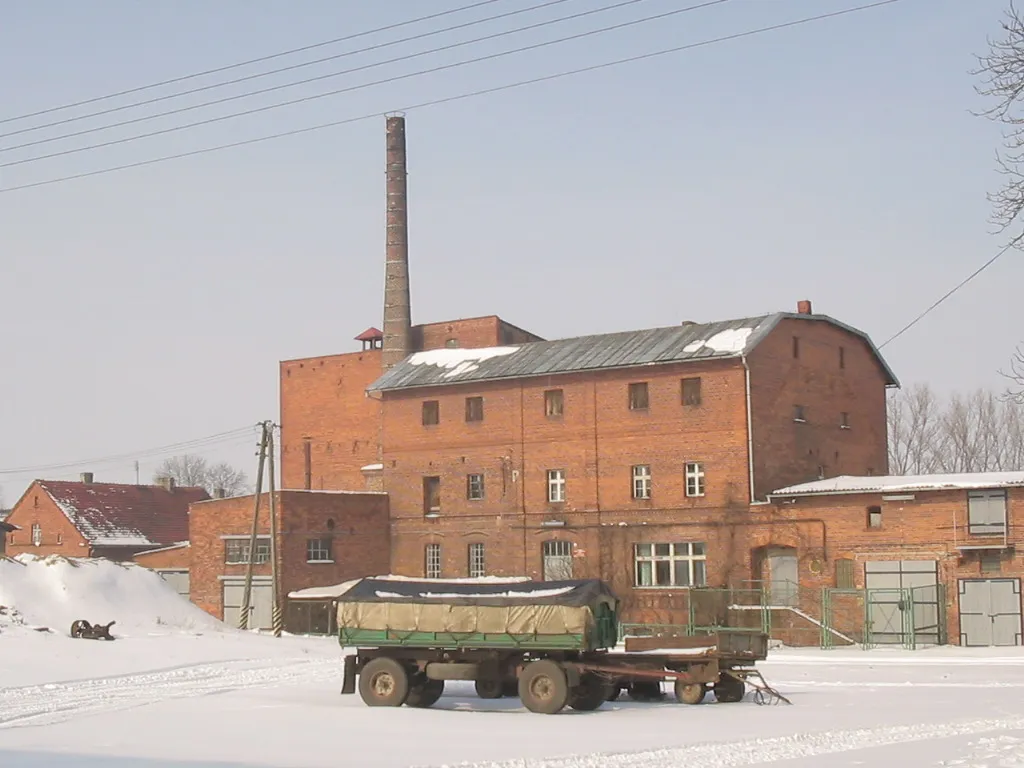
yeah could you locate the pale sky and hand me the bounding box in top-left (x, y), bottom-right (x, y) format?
top-left (0, 0), bottom-right (1015, 503)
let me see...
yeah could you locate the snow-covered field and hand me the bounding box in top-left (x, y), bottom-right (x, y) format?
top-left (4, 557), bottom-right (1024, 767)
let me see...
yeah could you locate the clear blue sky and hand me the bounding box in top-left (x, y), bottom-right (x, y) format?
top-left (0, 0), bottom-right (1013, 501)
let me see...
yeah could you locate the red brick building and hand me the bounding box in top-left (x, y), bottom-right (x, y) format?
top-left (764, 473), bottom-right (1024, 647)
top-left (188, 490), bottom-right (389, 632)
top-left (4, 474), bottom-right (207, 561)
top-left (361, 303), bottom-right (898, 623)
top-left (134, 542), bottom-right (191, 598)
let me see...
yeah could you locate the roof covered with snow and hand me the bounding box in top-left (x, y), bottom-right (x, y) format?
top-left (771, 472), bottom-right (1024, 497)
top-left (367, 313), bottom-right (898, 393)
top-left (38, 481), bottom-right (209, 547)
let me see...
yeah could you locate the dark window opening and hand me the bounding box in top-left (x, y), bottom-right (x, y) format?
top-left (465, 396), bottom-right (484, 422)
top-left (682, 377), bottom-right (702, 407)
top-left (422, 400), bottom-right (440, 426)
top-left (793, 337), bottom-right (800, 359)
top-left (423, 477), bottom-right (441, 516)
top-left (545, 389), bottom-right (564, 418)
top-left (839, 346), bottom-right (846, 369)
top-left (794, 405), bottom-right (807, 422)
top-left (867, 506), bottom-right (882, 529)
top-left (629, 382), bottom-right (649, 410)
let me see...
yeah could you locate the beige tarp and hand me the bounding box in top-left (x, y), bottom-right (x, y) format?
top-left (337, 600), bottom-right (594, 635)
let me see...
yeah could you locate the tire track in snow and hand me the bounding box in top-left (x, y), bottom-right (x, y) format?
top-left (0, 657), bottom-right (339, 729)
top-left (430, 716), bottom-right (1024, 768)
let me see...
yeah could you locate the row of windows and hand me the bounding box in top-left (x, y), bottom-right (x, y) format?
top-left (10, 524), bottom-right (63, 547)
top-left (420, 378), bottom-right (704, 426)
top-left (422, 463), bottom-right (706, 513)
top-left (223, 537), bottom-right (335, 565)
top-left (793, 404), bottom-right (852, 428)
top-left (423, 540), bottom-right (708, 587)
top-left (865, 490), bottom-right (1009, 535)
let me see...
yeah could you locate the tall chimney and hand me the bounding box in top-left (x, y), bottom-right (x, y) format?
top-left (382, 113), bottom-right (412, 371)
top-left (797, 300), bottom-right (813, 315)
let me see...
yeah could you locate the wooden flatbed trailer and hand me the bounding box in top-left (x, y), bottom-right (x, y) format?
top-left (336, 577), bottom-right (786, 714)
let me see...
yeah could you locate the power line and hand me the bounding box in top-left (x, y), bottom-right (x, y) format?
top-left (0, 0), bottom-right (507, 126)
top-left (878, 242), bottom-right (1014, 350)
top-left (0, 0), bottom-right (905, 194)
top-left (0, 0), bottom-right (580, 143)
top-left (0, 426), bottom-right (259, 476)
top-left (1, 0), bottom-right (704, 166)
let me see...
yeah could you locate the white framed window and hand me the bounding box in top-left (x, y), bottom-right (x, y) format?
top-left (225, 537), bottom-right (270, 565)
top-left (306, 537), bottom-right (332, 563)
top-left (634, 543), bottom-right (706, 588)
top-left (425, 543), bottom-right (441, 579)
top-left (542, 540), bottom-right (573, 580)
top-left (968, 490), bottom-right (1007, 536)
top-left (685, 462), bottom-right (705, 497)
top-left (31, 524), bottom-right (42, 547)
top-left (547, 469), bottom-right (566, 503)
top-left (632, 465), bottom-right (651, 500)
top-left (467, 473), bottom-right (485, 501)
top-left (468, 543), bottom-right (485, 578)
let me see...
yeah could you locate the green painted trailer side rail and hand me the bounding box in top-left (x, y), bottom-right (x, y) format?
top-left (338, 627), bottom-right (590, 650)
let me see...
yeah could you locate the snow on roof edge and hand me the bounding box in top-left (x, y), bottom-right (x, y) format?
top-left (772, 472), bottom-right (1024, 497)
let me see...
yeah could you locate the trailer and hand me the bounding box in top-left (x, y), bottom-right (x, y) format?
top-left (337, 577), bottom-right (783, 714)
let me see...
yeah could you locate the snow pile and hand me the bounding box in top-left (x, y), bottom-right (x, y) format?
top-left (407, 346), bottom-right (520, 379)
top-left (682, 327), bottom-right (754, 354)
top-left (0, 554), bottom-right (225, 637)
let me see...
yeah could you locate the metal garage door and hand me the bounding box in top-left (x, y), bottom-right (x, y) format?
top-left (864, 560), bottom-right (941, 645)
top-left (157, 570), bottom-right (189, 599)
top-left (223, 581), bottom-right (273, 629)
top-left (959, 579), bottom-right (1022, 647)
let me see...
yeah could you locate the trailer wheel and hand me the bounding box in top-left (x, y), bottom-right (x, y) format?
top-left (674, 681), bottom-right (706, 705)
top-left (713, 675), bottom-right (745, 703)
top-left (406, 679), bottom-right (445, 708)
top-left (568, 674), bottom-right (609, 712)
top-left (626, 681), bottom-right (664, 702)
top-left (358, 658), bottom-right (410, 707)
top-left (518, 660), bottom-right (569, 714)
top-left (475, 678), bottom-right (505, 699)
top-left (502, 680), bottom-right (519, 698)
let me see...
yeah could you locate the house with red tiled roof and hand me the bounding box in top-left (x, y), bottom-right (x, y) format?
top-left (4, 472), bottom-right (209, 561)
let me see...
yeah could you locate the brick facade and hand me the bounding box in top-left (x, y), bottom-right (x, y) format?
top-left (133, 543), bottom-right (190, 571)
top-left (188, 490), bottom-right (390, 623)
top-left (5, 483), bottom-right (90, 558)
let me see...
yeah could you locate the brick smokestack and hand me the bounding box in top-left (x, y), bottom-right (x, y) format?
top-left (382, 113), bottom-right (412, 371)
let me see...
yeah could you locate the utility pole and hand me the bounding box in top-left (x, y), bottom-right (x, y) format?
top-left (267, 423), bottom-right (283, 638)
top-left (239, 422), bottom-right (270, 631)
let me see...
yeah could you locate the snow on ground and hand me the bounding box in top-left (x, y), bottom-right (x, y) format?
top-left (4, 638), bottom-right (1024, 767)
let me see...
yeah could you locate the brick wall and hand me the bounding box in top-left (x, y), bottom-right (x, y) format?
top-left (5, 482), bottom-right (89, 558)
top-left (747, 317), bottom-right (891, 499)
top-left (133, 544), bottom-right (190, 570)
top-left (188, 491), bottom-right (390, 621)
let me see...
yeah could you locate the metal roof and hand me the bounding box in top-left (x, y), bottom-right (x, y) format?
top-left (367, 313), bottom-right (899, 393)
top-left (771, 472), bottom-right (1024, 497)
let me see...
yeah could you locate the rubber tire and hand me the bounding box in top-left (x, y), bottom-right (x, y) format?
top-left (406, 679), bottom-right (445, 708)
top-left (675, 681), bottom-right (706, 705)
top-left (358, 658), bottom-right (410, 707)
top-left (714, 675), bottom-right (745, 704)
top-left (502, 680), bottom-right (519, 699)
top-left (606, 686), bottom-right (622, 702)
top-left (568, 674), bottom-right (608, 712)
top-left (475, 678), bottom-right (505, 699)
top-left (518, 660), bottom-right (569, 714)
top-left (626, 681), bottom-right (665, 702)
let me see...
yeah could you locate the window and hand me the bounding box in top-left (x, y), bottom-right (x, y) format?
top-left (840, 412), bottom-right (850, 429)
top-left (681, 377), bottom-right (702, 406)
top-left (632, 465), bottom-right (652, 500)
top-left (468, 543), bottom-right (485, 578)
top-left (684, 462), bottom-right (705, 497)
top-left (835, 558), bottom-right (855, 589)
top-left (628, 382), bottom-right (649, 410)
top-left (467, 473), bottom-right (485, 500)
top-left (56, 533), bottom-right (63, 545)
top-left (425, 543), bottom-right (441, 578)
top-left (793, 405), bottom-right (807, 422)
top-left (423, 476), bottom-right (441, 516)
top-left (445, 338), bottom-right (459, 348)
top-left (792, 337), bottom-right (800, 359)
top-left (867, 506), bottom-right (882, 529)
top-left (465, 396), bottom-right (484, 422)
top-left (968, 490), bottom-right (1007, 536)
top-left (422, 400), bottom-right (439, 426)
top-left (634, 543), bottom-right (707, 588)
top-left (542, 540), bottom-right (573, 580)
top-left (31, 524), bottom-right (41, 547)
top-left (839, 346), bottom-right (846, 369)
top-left (547, 469), bottom-right (566, 503)
top-left (224, 538), bottom-right (270, 565)
top-left (545, 389), bottom-right (564, 418)
top-left (306, 537), bottom-right (333, 563)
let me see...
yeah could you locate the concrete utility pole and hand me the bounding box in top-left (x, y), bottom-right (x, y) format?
top-left (267, 424), bottom-right (283, 638)
top-left (238, 421), bottom-right (270, 631)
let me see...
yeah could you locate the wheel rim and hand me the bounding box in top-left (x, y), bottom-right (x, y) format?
top-left (529, 675), bottom-right (555, 701)
top-left (371, 671), bottom-right (395, 698)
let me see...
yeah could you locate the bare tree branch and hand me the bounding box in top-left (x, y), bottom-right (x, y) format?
top-left (153, 454), bottom-right (250, 497)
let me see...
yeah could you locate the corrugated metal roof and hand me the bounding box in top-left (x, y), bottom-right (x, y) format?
top-left (367, 313), bottom-right (898, 393)
top-left (771, 472), bottom-right (1024, 497)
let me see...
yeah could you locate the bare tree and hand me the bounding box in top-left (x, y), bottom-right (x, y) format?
top-left (154, 455), bottom-right (250, 497)
top-left (887, 383), bottom-right (943, 474)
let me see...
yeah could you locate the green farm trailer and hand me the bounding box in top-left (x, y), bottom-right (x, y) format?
top-left (337, 578), bottom-right (781, 714)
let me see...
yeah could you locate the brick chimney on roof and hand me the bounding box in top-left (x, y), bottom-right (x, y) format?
top-left (155, 476), bottom-right (175, 492)
top-left (382, 113), bottom-right (412, 371)
top-left (80, 472), bottom-right (94, 484)
top-left (797, 300), bottom-right (813, 315)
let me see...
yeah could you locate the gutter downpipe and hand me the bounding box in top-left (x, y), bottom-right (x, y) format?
top-left (742, 354), bottom-right (761, 506)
